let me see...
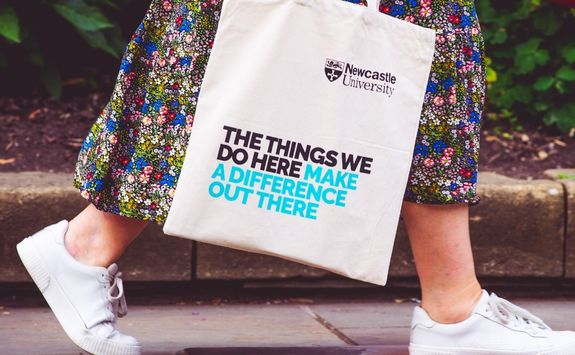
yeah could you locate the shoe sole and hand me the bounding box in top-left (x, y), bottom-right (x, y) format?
top-left (17, 236), bottom-right (142, 355)
top-left (409, 343), bottom-right (575, 355)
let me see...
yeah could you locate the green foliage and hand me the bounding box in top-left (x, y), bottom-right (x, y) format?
top-left (557, 172), bottom-right (575, 180)
top-left (52, 0), bottom-right (115, 31)
top-left (0, 4), bottom-right (20, 43)
top-left (0, 0), bottom-right (131, 98)
top-left (477, 0), bottom-right (575, 134)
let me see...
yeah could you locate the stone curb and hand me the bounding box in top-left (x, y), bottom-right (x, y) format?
top-left (544, 169), bottom-right (575, 279)
top-left (0, 171), bottom-right (570, 283)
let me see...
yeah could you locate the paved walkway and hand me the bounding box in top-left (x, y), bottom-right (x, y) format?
top-left (2, 294), bottom-right (575, 355)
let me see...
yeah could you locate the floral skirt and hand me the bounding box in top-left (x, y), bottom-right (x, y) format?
top-left (72, 0), bottom-right (486, 225)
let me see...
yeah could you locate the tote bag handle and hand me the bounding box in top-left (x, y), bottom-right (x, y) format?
top-left (367, 0), bottom-right (379, 12)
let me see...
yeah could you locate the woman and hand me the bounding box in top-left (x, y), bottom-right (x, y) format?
top-left (16, 0), bottom-right (575, 354)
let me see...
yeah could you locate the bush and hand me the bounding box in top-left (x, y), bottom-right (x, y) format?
top-left (0, 0), bottom-right (146, 98)
top-left (477, 0), bottom-right (575, 133)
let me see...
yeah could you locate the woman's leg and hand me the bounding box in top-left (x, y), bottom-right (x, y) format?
top-left (401, 201), bottom-right (483, 324)
top-left (64, 203), bottom-right (150, 267)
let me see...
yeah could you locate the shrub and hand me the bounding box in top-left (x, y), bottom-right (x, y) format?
top-left (477, 0), bottom-right (575, 133)
top-left (0, 0), bottom-right (144, 98)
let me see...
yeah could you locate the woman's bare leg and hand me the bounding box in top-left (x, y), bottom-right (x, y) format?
top-left (64, 203), bottom-right (150, 267)
top-left (401, 201), bottom-right (483, 324)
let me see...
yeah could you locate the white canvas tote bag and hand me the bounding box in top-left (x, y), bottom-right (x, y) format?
top-left (163, 0), bottom-right (436, 286)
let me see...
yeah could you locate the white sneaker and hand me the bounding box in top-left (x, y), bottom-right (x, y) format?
top-left (409, 289), bottom-right (575, 355)
top-left (16, 219), bottom-right (142, 355)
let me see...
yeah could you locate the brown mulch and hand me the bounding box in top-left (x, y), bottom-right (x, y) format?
top-left (1, 93), bottom-right (574, 179)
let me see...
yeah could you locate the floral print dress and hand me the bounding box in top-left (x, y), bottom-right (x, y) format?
top-left (72, 0), bottom-right (486, 225)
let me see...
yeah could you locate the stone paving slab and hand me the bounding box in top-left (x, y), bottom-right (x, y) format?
top-left (0, 304), bottom-right (345, 355)
top-left (304, 302), bottom-right (414, 346)
top-left (503, 298), bottom-right (575, 330)
top-left (183, 346), bottom-right (406, 354)
top-left (2, 298), bottom-right (575, 355)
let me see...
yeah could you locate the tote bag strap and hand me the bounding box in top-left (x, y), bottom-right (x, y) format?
top-left (367, 0), bottom-right (379, 12)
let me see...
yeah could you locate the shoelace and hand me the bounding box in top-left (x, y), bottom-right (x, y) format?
top-left (104, 263), bottom-right (128, 319)
top-left (487, 292), bottom-right (550, 333)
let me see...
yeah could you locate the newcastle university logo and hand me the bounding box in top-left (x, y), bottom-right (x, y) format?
top-left (323, 57), bottom-right (399, 98)
top-left (324, 59), bottom-right (344, 82)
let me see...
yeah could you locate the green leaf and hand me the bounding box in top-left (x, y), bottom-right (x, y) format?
top-left (556, 66), bottom-right (575, 81)
top-left (557, 172), bottom-right (575, 180)
top-left (544, 104), bottom-right (575, 132)
top-left (501, 132), bottom-right (513, 140)
top-left (486, 67), bottom-right (497, 83)
top-left (533, 9), bottom-right (561, 36)
top-left (515, 0), bottom-right (535, 19)
top-left (0, 4), bottom-right (20, 43)
top-left (533, 76), bottom-right (555, 91)
top-left (515, 57), bottom-right (536, 74)
top-left (514, 38), bottom-right (549, 74)
top-left (562, 46), bottom-right (575, 64)
top-left (492, 29), bottom-right (508, 44)
top-left (476, 1), bottom-right (496, 22)
top-left (555, 80), bottom-right (567, 94)
top-left (534, 102), bottom-right (549, 111)
top-left (52, 0), bottom-right (114, 31)
top-left (516, 38), bottom-right (542, 53)
top-left (99, 0), bottom-right (119, 9)
top-left (42, 65), bottom-right (62, 99)
top-left (78, 29), bottom-right (121, 57)
top-left (533, 49), bottom-right (550, 65)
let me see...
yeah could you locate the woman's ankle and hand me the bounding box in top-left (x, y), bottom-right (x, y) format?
top-left (420, 282), bottom-right (483, 324)
top-left (63, 222), bottom-right (117, 267)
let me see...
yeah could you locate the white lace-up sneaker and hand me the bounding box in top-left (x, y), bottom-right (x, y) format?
top-left (409, 289), bottom-right (575, 355)
top-left (16, 219), bottom-right (142, 355)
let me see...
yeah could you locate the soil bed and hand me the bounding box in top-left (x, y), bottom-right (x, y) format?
top-left (1, 93), bottom-right (574, 179)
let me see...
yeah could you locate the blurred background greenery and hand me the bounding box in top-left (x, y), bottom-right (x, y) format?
top-left (0, 0), bottom-right (574, 133)
top-left (477, 0), bottom-right (575, 135)
top-left (0, 0), bottom-right (149, 97)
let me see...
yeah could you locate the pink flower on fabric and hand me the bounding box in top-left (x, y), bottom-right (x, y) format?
top-left (443, 147), bottom-right (454, 156)
top-left (143, 165), bottom-right (154, 175)
top-left (419, 6), bottom-right (432, 17)
top-left (423, 158), bottom-right (435, 168)
top-left (138, 173), bottom-right (149, 183)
